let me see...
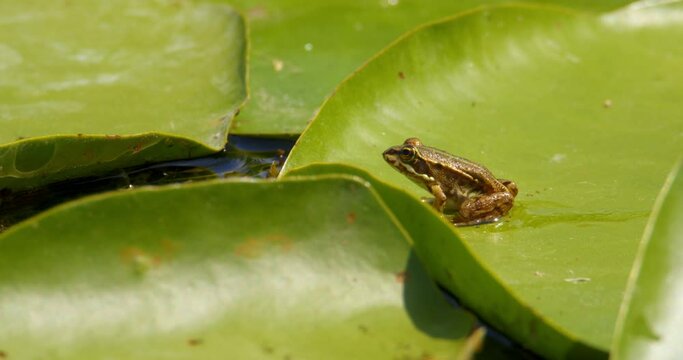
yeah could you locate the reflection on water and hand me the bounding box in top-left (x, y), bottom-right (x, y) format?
top-left (0, 135), bottom-right (296, 232)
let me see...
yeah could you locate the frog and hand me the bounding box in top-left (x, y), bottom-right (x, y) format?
top-left (383, 138), bottom-right (518, 226)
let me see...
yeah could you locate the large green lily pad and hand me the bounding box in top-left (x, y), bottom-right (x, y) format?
top-left (225, 0), bottom-right (635, 135)
top-left (0, 176), bottom-right (480, 359)
top-left (282, 2), bottom-right (683, 356)
top-left (0, 0), bottom-right (246, 190)
top-left (611, 162), bottom-right (683, 359)
top-left (288, 163), bottom-right (603, 359)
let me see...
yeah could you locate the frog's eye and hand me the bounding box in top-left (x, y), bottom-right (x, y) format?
top-left (399, 146), bottom-right (416, 162)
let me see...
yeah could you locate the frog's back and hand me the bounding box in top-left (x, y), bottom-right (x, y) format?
top-left (421, 146), bottom-right (505, 193)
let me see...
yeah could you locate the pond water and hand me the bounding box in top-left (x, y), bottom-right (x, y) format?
top-left (0, 135), bottom-right (296, 232)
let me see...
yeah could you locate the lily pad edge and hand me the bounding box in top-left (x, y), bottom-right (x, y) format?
top-left (284, 161), bottom-right (606, 357)
top-left (278, 2), bottom-right (587, 155)
top-left (609, 159), bottom-right (683, 358)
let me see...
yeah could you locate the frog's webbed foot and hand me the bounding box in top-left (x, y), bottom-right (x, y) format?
top-left (499, 179), bottom-right (519, 197)
top-left (454, 192), bottom-right (515, 226)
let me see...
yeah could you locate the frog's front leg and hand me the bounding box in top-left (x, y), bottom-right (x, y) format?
top-left (429, 183), bottom-right (448, 212)
top-left (454, 191), bottom-right (514, 226)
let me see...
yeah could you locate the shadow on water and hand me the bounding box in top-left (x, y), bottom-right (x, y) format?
top-left (403, 251), bottom-right (539, 359)
top-left (402, 250), bottom-right (471, 339)
top-left (0, 135), bottom-right (296, 232)
top-left (431, 275), bottom-right (606, 359)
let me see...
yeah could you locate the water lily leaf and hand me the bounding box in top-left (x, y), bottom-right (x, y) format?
top-left (287, 163), bottom-right (603, 359)
top-left (611, 161), bottom-right (683, 359)
top-left (0, 176), bottom-right (479, 359)
top-left (0, 0), bottom-right (246, 190)
top-left (225, 0), bottom-right (635, 135)
top-left (282, 2), bottom-right (683, 356)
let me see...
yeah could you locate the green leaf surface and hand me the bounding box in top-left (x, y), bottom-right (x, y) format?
top-left (282, 2), bottom-right (683, 356)
top-left (287, 163), bottom-right (603, 359)
top-left (224, 0), bottom-right (635, 135)
top-left (611, 161), bottom-right (683, 359)
top-left (0, 176), bottom-right (479, 359)
top-left (0, 0), bottom-right (246, 190)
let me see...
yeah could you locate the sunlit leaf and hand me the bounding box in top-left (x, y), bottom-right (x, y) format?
top-left (0, 0), bottom-right (246, 190)
top-left (0, 176), bottom-right (480, 359)
top-left (224, 0), bottom-right (635, 135)
top-left (283, 2), bottom-right (683, 357)
top-left (611, 161), bottom-right (683, 359)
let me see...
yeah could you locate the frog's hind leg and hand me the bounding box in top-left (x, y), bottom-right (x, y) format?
top-left (499, 179), bottom-right (518, 197)
top-left (454, 192), bottom-right (514, 226)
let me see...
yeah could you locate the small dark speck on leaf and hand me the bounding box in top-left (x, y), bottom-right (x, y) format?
top-left (346, 212), bottom-right (356, 224)
top-left (603, 99), bottom-right (613, 108)
top-left (529, 318), bottom-right (538, 338)
top-left (395, 271), bottom-right (408, 284)
top-left (15, 136), bottom-right (25, 141)
top-left (247, 6), bottom-right (268, 20)
top-left (398, 71), bottom-right (405, 79)
top-left (262, 345), bottom-right (275, 354)
top-left (471, 101), bottom-right (476, 107)
top-left (358, 324), bottom-right (369, 333)
top-left (120, 246), bottom-right (165, 275)
top-left (420, 351), bottom-right (436, 360)
top-left (188, 338), bottom-right (203, 346)
top-left (397, 342), bottom-right (411, 350)
top-left (0, 350), bottom-right (7, 359)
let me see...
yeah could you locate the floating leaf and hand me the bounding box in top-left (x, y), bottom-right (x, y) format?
top-left (287, 163), bottom-right (605, 359)
top-left (226, 0), bottom-right (635, 135)
top-left (611, 161), bottom-right (683, 359)
top-left (0, 176), bottom-right (479, 359)
top-left (0, 0), bottom-right (246, 190)
top-left (282, 2), bottom-right (683, 356)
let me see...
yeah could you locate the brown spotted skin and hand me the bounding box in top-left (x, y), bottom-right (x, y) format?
top-left (383, 138), bottom-right (517, 226)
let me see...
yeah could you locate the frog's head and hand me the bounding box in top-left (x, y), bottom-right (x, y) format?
top-left (383, 138), bottom-right (433, 184)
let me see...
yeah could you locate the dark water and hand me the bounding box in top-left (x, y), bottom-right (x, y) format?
top-left (0, 135), bottom-right (296, 232)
